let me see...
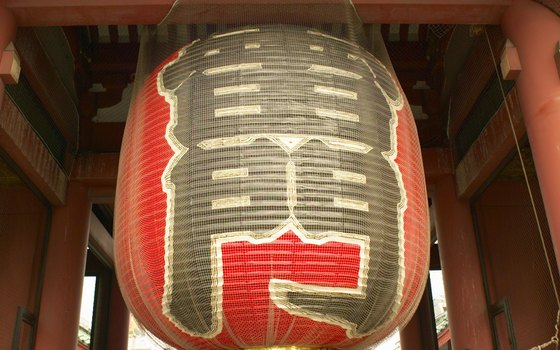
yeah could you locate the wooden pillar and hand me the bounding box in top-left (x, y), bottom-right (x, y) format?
top-left (502, 0), bottom-right (560, 271)
top-left (432, 176), bottom-right (493, 349)
top-left (400, 278), bottom-right (438, 350)
top-left (35, 183), bottom-right (91, 350)
top-left (400, 311), bottom-right (423, 350)
top-left (0, 6), bottom-right (16, 106)
top-left (0, 7), bottom-right (15, 50)
top-left (106, 276), bottom-right (130, 350)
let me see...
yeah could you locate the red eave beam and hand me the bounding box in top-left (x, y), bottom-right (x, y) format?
top-left (89, 213), bottom-right (114, 266)
top-left (0, 96), bottom-right (68, 205)
top-left (72, 152), bottom-right (119, 187)
top-left (72, 148), bottom-right (453, 203)
top-left (6, 0), bottom-right (512, 26)
top-left (423, 147), bottom-right (454, 190)
top-left (71, 152), bottom-right (119, 203)
top-left (455, 87), bottom-right (525, 199)
top-left (0, 6), bottom-right (16, 108)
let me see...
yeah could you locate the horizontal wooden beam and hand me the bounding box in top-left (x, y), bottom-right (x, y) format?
top-left (14, 28), bottom-right (79, 152)
top-left (448, 26), bottom-right (506, 139)
top-left (89, 212), bottom-right (114, 266)
top-left (6, 0), bottom-right (512, 26)
top-left (422, 147), bottom-right (454, 188)
top-left (73, 148), bottom-right (452, 202)
top-left (72, 152), bottom-right (119, 186)
top-left (72, 153), bottom-right (119, 203)
top-left (455, 87), bottom-right (525, 199)
top-left (0, 94), bottom-right (67, 205)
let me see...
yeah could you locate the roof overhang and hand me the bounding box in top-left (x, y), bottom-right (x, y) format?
top-left (6, 0), bottom-right (512, 26)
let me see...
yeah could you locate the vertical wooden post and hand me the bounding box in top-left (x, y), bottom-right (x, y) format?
top-left (432, 176), bottom-right (493, 349)
top-left (35, 183), bottom-right (91, 350)
top-left (502, 0), bottom-right (560, 271)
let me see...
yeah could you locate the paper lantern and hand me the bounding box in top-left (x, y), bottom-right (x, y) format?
top-left (115, 25), bottom-right (429, 349)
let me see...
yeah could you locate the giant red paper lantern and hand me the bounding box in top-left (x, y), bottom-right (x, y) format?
top-left (115, 25), bottom-right (429, 349)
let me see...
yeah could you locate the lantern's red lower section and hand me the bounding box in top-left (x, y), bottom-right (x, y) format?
top-left (211, 229), bottom-right (361, 347)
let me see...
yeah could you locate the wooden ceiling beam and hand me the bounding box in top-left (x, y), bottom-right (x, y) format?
top-left (72, 148), bottom-right (454, 199)
top-left (455, 87), bottom-right (525, 199)
top-left (0, 95), bottom-right (68, 205)
top-left (422, 148), bottom-right (454, 189)
top-left (6, 0), bottom-right (512, 26)
top-left (14, 28), bottom-right (80, 152)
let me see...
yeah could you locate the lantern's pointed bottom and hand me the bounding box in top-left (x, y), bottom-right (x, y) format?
top-left (245, 348), bottom-right (333, 350)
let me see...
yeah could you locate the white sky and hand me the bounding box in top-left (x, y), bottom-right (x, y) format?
top-left (430, 270), bottom-right (446, 299)
top-left (80, 276), bottom-right (97, 329)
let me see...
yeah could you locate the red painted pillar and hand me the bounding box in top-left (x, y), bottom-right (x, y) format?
top-left (106, 276), bottom-right (130, 350)
top-left (35, 183), bottom-right (91, 350)
top-left (502, 0), bottom-right (560, 271)
top-left (432, 176), bottom-right (493, 349)
top-left (400, 279), bottom-right (438, 350)
top-left (0, 6), bottom-right (16, 106)
top-left (0, 6), bottom-right (15, 59)
top-left (399, 310), bottom-right (423, 350)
